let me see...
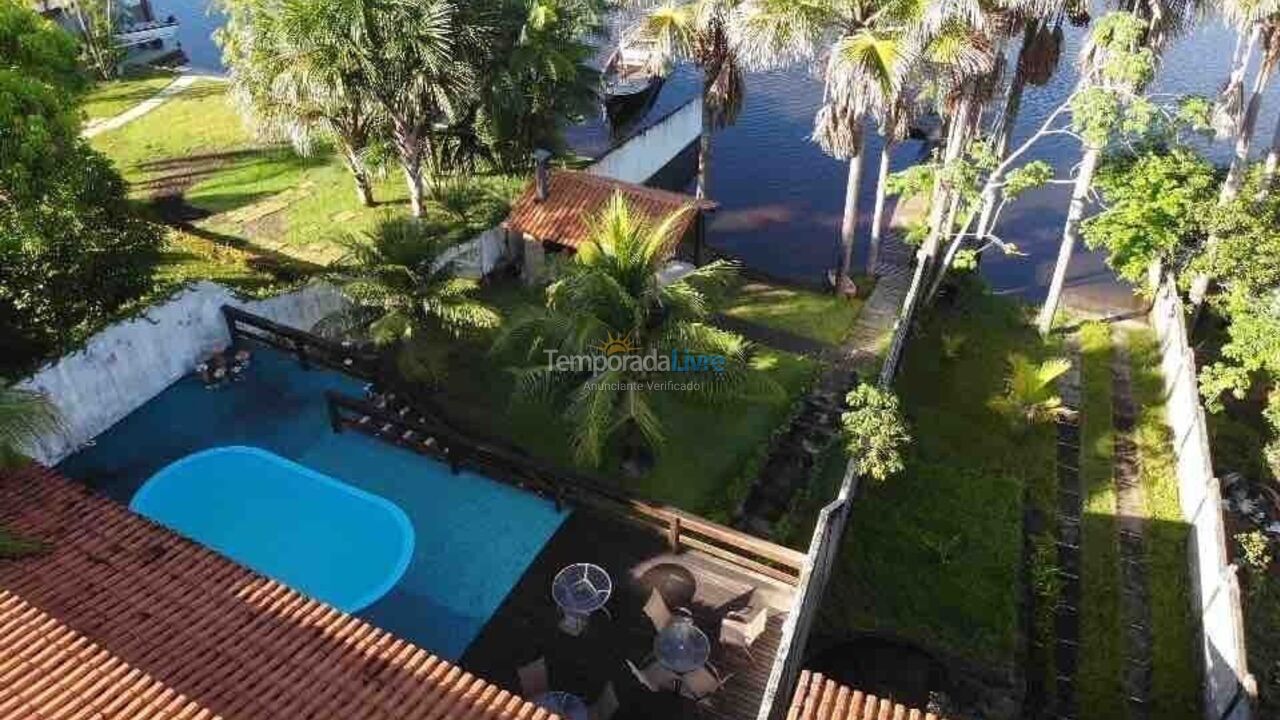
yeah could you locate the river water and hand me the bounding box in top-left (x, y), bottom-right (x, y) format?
top-left (154, 3), bottom-right (1267, 308)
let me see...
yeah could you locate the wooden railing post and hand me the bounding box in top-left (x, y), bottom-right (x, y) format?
top-left (667, 515), bottom-right (681, 552)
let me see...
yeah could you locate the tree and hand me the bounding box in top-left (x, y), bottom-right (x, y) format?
top-left (1, 1), bottom-right (162, 374)
top-left (840, 383), bottom-right (909, 483)
top-left (733, 0), bottom-right (921, 288)
top-left (631, 0), bottom-right (744, 200)
top-left (218, 0), bottom-right (385, 206)
top-left (479, 0), bottom-right (604, 170)
top-left (1082, 147), bottom-right (1218, 285)
top-left (0, 384), bottom-right (60, 558)
top-left (69, 0), bottom-right (124, 80)
top-left (316, 215), bottom-right (501, 381)
top-left (495, 193), bottom-right (775, 468)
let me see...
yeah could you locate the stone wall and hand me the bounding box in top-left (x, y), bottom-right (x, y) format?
top-left (18, 281), bottom-right (345, 465)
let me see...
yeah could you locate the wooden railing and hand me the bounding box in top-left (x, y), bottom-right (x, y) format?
top-left (326, 390), bottom-right (806, 585)
top-left (222, 305), bottom-right (381, 380)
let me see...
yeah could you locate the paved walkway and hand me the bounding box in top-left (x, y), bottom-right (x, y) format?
top-left (82, 73), bottom-right (225, 138)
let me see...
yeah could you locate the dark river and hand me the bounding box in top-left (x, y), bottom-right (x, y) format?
top-left (157, 3), bottom-right (1267, 309)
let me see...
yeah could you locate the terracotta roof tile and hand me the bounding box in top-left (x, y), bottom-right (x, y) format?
top-left (504, 169), bottom-right (711, 250)
top-left (0, 463), bottom-right (558, 720)
top-left (788, 671), bottom-right (944, 720)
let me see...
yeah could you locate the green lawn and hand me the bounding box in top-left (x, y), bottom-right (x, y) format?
top-left (720, 279), bottom-right (867, 346)
top-left (82, 67), bottom-right (177, 121)
top-left (422, 283), bottom-right (819, 521)
top-left (817, 286), bottom-right (1057, 672)
top-left (1128, 329), bottom-right (1201, 719)
top-left (1077, 322), bottom-right (1127, 719)
top-left (90, 80), bottom-right (516, 266)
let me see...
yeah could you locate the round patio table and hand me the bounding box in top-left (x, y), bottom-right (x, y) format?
top-left (654, 615), bottom-right (711, 674)
top-left (552, 563), bottom-right (612, 636)
top-left (533, 691), bottom-right (589, 720)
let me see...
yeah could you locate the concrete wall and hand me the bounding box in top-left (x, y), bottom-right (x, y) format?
top-left (587, 96), bottom-right (702, 184)
top-left (18, 281), bottom-right (346, 466)
top-left (1149, 276), bottom-right (1256, 720)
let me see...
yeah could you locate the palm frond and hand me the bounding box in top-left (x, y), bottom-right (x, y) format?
top-left (0, 385), bottom-right (60, 469)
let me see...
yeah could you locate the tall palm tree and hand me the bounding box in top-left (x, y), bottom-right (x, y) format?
top-left (733, 0), bottom-right (917, 287)
top-left (495, 193), bottom-right (773, 468)
top-left (1, 384), bottom-right (60, 558)
top-left (316, 216), bottom-right (501, 381)
top-left (632, 0), bottom-right (746, 200)
top-left (219, 0), bottom-right (384, 206)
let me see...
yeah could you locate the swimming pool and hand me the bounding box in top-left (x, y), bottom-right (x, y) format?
top-left (60, 347), bottom-right (569, 659)
top-left (132, 446), bottom-right (414, 612)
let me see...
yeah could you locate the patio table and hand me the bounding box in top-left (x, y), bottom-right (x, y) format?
top-left (654, 615), bottom-right (710, 674)
top-left (533, 691), bottom-right (589, 720)
top-left (552, 563), bottom-right (612, 636)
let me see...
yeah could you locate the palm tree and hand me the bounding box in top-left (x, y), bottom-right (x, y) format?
top-left (992, 354), bottom-right (1071, 425)
top-left (631, 0), bottom-right (746, 200)
top-left (495, 193), bottom-right (773, 468)
top-left (316, 216), bottom-right (501, 381)
top-left (219, 0), bottom-right (384, 206)
top-left (1, 384), bottom-right (60, 558)
top-left (733, 0), bottom-right (916, 288)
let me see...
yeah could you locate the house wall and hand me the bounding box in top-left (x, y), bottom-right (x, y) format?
top-left (18, 281), bottom-right (346, 466)
top-left (587, 96), bottom-right (702, 185)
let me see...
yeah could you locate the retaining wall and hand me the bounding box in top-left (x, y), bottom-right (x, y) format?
top-left (18, 281), bottom-right (345, 465)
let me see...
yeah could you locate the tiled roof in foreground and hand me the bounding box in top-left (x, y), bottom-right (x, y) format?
top-left (787, 671), bottom-right (944, 720)
top-left (0, 463), bottom-right (555, 720)
top-left (504, 169), bottom-right (712, 250)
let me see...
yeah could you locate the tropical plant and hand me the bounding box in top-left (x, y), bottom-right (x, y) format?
top-left (68, 0), bottom-right (124, 80)
top-left (631, 0), bottom-right (745, 200)
top-left (495, 193), bottom-right (775, 468)
top-left (0, 384), bottom-right (60, 558)
top-left (1083, 147), bottom-right (1218, 285)
top-left (993, 353), bottom-right (1071, 425)
top-left (840, 383), bottom-right (910, 483)
top-left (316, 216), bottom-right (500, 382)
top-left (479, 0), bottom-right (604, 170)
top-left (218, 0), bottom-right (385, 206)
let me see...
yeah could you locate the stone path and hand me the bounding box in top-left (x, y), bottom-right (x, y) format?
top-left (1052, 339), bottom-right (1085, 720)
top-left (82, 73), bottom-right (226, 139)
top-left (1110, 339), bottom-right (1153, 719)
top-left (734, 232), bottom-right (914, 537)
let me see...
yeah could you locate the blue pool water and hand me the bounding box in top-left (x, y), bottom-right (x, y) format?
top-left (59, 347), bottom-right (568, 659)
top-left (132, 446), bottom-right (415, 613)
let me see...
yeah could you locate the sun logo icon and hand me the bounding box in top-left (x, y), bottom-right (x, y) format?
top-left (596, 331), bottom-right (638, 356)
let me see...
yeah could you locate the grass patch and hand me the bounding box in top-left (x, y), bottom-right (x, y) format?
top-left (81, 67), bottom-right (177, 121)
top-left (90, 80), bottom-right (518, 267)
top-left (719, 279), bottom-right (866, 346)
top-left (1128, 329), bottom-right (1201, 719)
top-left (1076, 321), bottom-right (1127, 719)
top-left (818, 286), bottom-right (1057, 671)
top-left (424, 282), bottom-right (819, 520)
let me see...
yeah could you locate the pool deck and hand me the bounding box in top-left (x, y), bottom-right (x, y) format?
top-left (462, 506), bottom-right (794, 720)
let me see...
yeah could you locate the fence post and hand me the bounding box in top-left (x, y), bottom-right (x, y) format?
top-left (668, 515), bottom-right (681, 552)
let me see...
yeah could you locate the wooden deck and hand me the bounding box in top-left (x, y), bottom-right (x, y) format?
top-left (462, 506), bottom-right (795, 720)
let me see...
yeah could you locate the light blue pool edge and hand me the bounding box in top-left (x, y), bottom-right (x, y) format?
top-left (130, 445), bottom-right (416, 612)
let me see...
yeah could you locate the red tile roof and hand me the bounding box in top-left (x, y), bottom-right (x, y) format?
top-left (503, 169), bottom-right (712, 250)
top-left (0, 463), bottom-right (556, 720)
top-left (787, 671), bottom-right (944, 720)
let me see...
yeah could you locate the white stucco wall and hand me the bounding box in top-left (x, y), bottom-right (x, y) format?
top-left (587, 96), bottom-right (702, 184)
top-left (18, 281), bottom-right (346, 466)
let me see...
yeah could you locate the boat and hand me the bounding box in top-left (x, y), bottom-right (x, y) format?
top-left (601, 38), bottom-right (665, 124)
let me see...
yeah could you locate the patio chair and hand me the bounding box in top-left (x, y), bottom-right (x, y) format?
top-left (517, 657), bottom-right (549, 698)
top-left (643, 589), bottom-right (673, 632)
top-left (719, 605), bottom-right (769, 662)
top-left (625, 659), bottom-right (678, 693)
top-left (678, 663), bottom-right (732, 703)
top-left (590, 681), bottom-right (620, 720)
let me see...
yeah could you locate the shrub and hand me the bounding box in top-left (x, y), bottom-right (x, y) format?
top-left (841, 383), bottom-right (910, 483)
